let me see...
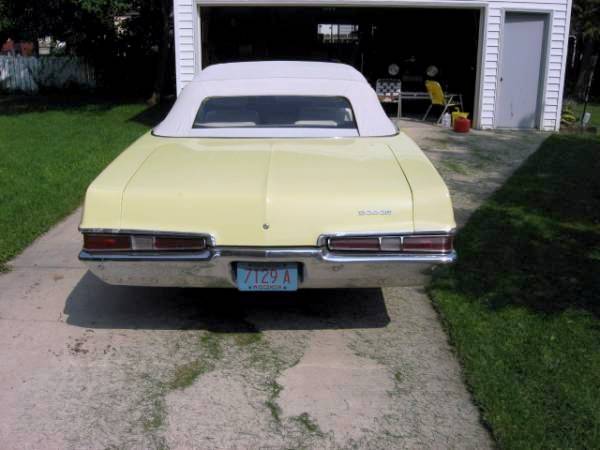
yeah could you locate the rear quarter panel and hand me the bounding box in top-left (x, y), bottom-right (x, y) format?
top-left (386, 133), bottom-right (456, 232)
top-left (80, 132), bottom-right (159, 230)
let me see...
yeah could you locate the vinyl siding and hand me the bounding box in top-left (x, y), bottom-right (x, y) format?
top-left (174, 0), bottom-right (571, 131)
top-left (478, 0), bottom-right (571, 130)
top-left (174, 0), bottom-right (196, 94)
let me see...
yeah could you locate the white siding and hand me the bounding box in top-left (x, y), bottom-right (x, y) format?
top-left (478, 0), bottom-right (572, 130)
top-left (174, 0), bottom-right (572, 131)
top-left (174, 0), bottom-right (197, 94)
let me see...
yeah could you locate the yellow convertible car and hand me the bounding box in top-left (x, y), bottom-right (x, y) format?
top-left (79, 61), bottom-right (456, 291)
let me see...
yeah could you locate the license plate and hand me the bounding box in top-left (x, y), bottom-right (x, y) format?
top-left (236, 263), bottom-right (298, 291)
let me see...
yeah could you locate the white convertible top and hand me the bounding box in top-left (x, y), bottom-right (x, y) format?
top-left (195, 60), bottom-right (367, 82)
top-left (154, 61), bottom-right (397, 138)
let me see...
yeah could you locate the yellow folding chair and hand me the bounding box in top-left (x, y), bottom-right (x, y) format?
top-left (423, 80), bottom-right (463, 124)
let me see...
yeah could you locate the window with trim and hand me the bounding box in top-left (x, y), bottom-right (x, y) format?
top-left (193, 96), bottom-right (357, 129)
top-left (317, 24), bottom-right (359, 43)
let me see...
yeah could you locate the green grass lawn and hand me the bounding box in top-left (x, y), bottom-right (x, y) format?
top-left (0, 95), bottom-right (163, 270)
top-left (429, 133), bottom-right (600, 449)
top-left (573, 102), bottom-right (600, 132)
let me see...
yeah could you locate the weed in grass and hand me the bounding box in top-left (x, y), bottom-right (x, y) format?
top-left (141, 331), bottom-right (225, 438)
top-left (249, 349), bottom-right (284, 373)
top-left (142, 394), bottom-right (168, 433)
top-left (265, 380), bottom-right (284, 424)
top-left (198, 332), bottom-right (224, 360)
top-left (167, 359), bottom-right (214, 391)
top-left (166, 332), bottom-right (224, 392)
top-left (291, 413), bottom-right (323, 436)
top-left (469, 146), bottom-right (500, 166)
top-left (151, 437), bottom-right (170, 450)
top-left (206, 319), bottom-right (263, 348)
top-left (424, 138), bottom-right (450, 149)
top-left (139, 327), bottom-right (280, 442)
top-left (441, 160), bottom-right (469, 175)
top-left (231, 331), bottom-right (263, 346)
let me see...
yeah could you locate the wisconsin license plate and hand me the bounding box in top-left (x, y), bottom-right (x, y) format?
top-left (236, 263), bottom-right (298, 291)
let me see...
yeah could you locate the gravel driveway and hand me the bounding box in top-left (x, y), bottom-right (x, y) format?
top-left (0, 122), bottom-right (546, 450)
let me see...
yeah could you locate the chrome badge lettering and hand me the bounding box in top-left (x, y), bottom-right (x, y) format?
top-left (358, 210), bottom-right (392, 216)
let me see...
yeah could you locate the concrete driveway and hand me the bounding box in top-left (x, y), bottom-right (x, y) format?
top-left (0, 122), bottom-right (546, 450)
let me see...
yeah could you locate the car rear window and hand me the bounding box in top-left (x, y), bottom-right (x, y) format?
top-left (193, 96), bottom-right (357, 129)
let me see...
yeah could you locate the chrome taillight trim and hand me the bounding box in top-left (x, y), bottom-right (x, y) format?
top-left (79, 229), bottom-right (455, 254)
top-left (321, 231), bottom-right (455, 254)
top-left (80, 229), bottom-right (213, 252)
top-left (80, 228), bottom-right (215, 245)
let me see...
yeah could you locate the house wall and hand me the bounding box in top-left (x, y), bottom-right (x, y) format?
top-left (173, 0), bottom-right (572, 131)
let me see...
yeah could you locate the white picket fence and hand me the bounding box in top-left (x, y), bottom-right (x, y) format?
top-left (0, 56), bottom-right (95, 93)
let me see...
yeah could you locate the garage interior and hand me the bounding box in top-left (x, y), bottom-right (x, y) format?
top-left (199, 6), bottom-right (481, 121)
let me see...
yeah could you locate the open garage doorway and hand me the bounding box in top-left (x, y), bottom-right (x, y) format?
top-left (199, 6), bottom-right (482, 123)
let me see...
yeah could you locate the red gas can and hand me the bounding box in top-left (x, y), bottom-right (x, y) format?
top-left (454, 116), bottom-right (471, 133)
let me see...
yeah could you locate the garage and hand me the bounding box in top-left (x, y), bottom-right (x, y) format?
top-left (198, 7), bottom-right (480, 123)
top-left (173, 0), bottom-right (572, 131)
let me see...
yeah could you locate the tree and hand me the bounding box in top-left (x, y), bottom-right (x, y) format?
top-left (0, 0), bottom-right (129, 67)
top-left (113, 0), bottom-right (173, 103)
top-left (150, 0), bottom-right (172, 104)
top-left (571, 0), bottom-right (600, 99)
top-left (79, 0), bottom-right (174, 102)
top-left (0, 0), bottom-right (174, 100)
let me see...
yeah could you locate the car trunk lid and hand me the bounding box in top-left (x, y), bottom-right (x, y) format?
top-left (120, 139), bottom-right (414, 246)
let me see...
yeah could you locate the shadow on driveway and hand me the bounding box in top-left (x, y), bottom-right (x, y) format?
top-left (64, 271), bottom-right (390, 332)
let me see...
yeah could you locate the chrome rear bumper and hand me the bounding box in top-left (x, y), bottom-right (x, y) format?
top-left (79, 247), bottom-right (456, 288)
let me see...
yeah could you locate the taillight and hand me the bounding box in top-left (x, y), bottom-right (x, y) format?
top-left (402, 235), bottom-right (453, 253)
top-left (328, 234), bottom-right (453, 254)
top-left (154, 237), bottom-right (206, 251)
top-left (83, 234), bottom-right (206, 252)
top-left (83, 234), bottom-right (131, 251)
top-left (328, 237), bottom-right (380, 251)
